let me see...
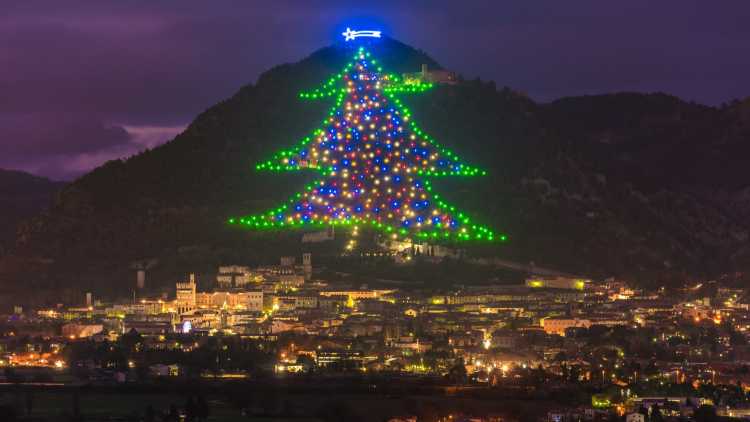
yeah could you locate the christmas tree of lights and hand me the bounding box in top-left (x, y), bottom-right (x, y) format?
top-left (230, 44), bottom-right (505, 243)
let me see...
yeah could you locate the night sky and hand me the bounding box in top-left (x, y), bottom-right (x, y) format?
top-left (3, 1), bottom-right (749, 181)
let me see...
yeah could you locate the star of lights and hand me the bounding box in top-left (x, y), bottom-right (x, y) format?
top-left (231, 46), bottom-right (505, 243)
top-left (342, 27), bottom-right (382, 41)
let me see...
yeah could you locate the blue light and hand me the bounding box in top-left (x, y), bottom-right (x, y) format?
top-left (342, 27), bottom-right (382, 41)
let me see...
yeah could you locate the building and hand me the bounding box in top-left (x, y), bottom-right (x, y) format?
top-left (227, 311), bottom-right (265, 327)
top-left (107, 300), bottom-right (165, 316)
top-left (491, 330), bottom-right (523, 349)
top-left (280, 256), bottom-right (295, 267)
top-left (237, 291), bottom-right (264, 311)
top-left (319, 296), bottom-right (347, 313)
top-left (302, 226), bottom-right (334, 243)
top-left (123, 317), bottom-right (173, 335)
top-left (319, 289), bottom-right (394, 301)
top-left (380, 237), bottom-right (461, 260)
top-left (195, 290), bottom-right (264, 312)
top-left (540, 317), bottom-right (592, 336)
top-left (274, 294), bottom-right (318, 310)
top-left (316, 349), bottom-right (364, 367)
top-left (217, 265), bottom-right (254, 288)
top-left (448, 330), bottom-right (484, 348)
top-left (302, 253), bottom-right (312, 280)
top-left (277, 274), bottom-right (305, 290)
top-left (175, 274), bottom-right (197, 314)
top-left (525, 276), bottom-right (590, 290)
top-left (402, 64), bottom-right (457, 85)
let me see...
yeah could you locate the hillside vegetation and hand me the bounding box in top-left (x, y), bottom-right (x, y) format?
top-left (4, 38), bottom-right (750, 300)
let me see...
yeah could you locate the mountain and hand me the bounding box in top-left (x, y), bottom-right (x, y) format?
top-left (3, 38), bottom-right (750, 302)
top-left (0, 169), bottom-right (65, 256)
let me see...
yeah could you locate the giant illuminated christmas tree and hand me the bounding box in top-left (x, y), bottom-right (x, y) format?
top-left (230, 37), bottom-right (505, 243)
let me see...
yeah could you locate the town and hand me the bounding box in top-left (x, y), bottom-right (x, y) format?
top-left (2, 250), bottom-right (750, 421)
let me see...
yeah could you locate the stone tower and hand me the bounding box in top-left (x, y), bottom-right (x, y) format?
top-left (302, 253), bottom-right (312, 281)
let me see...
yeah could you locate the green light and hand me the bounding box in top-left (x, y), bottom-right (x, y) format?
top-left (230, 47), bottom-right (504, 244)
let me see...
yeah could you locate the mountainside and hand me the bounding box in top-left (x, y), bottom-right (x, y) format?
top-left (0, 169), bottom-right (64, 256)
top-left (4, 38), bottom-right (750, 300)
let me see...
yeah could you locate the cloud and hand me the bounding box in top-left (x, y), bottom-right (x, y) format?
top-left (0, 113), bottom-right (129, 156)
top-left (0, 112), bottom-right (183, 180)
top-left (123, 125), bottom-right (186, 149)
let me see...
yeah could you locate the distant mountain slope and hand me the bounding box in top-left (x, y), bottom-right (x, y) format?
top-left (0, 169), bottom-right (65, 254)
top-left (4, 38), bottom-right (750, 300)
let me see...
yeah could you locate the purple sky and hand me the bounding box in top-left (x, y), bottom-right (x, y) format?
top-left (2, 1), bottom-right (750, 181)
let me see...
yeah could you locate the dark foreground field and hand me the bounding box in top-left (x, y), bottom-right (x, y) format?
top-left (0, 379), bottom-right (562, 422)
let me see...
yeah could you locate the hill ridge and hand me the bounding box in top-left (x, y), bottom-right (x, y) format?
top-left (3, 38), bottom-right (750, 302)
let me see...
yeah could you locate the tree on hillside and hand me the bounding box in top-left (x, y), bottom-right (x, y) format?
top-left (232, 45), bottom-right (504, 245)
